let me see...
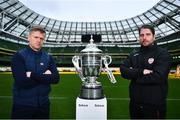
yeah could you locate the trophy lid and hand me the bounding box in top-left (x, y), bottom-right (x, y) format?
top-left (81, 35), bottom-right (102, 53)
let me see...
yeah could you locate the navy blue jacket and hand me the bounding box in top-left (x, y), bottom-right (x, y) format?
top-left (11, 47), bottom-right (60, 106)
top-left (120, 43), bottom-right (171, 105)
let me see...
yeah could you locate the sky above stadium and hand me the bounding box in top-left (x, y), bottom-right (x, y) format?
top-left (19, 0), bottom-right (160, 22)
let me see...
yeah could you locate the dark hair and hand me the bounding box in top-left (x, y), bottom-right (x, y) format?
top-left (29, 26), bottom-right (46, 35)
top-left (139, 24), bottom-right (155, 36)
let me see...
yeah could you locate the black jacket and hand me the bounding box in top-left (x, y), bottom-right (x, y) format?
top-left (120, 43), bottom-right (171, 105)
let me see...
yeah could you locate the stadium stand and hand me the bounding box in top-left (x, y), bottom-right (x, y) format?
top-left (0, 0), bottom-right (179, 67)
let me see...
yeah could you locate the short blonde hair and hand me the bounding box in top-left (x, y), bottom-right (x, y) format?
top-left (29, 26), bottom-right (46, 35)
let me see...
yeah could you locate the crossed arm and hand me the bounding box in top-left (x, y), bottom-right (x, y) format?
top-left (11, 53), bottom-right (60, 88)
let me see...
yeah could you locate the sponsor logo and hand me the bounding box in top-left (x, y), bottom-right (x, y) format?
top-left (94, 104), bottom-right (104, 107)
top-left (78, 104), bottom-right (88, 107)
top-left (148, 58), bottom-right (154, 64)
top-left (133, 53), bottom-right (139, 56)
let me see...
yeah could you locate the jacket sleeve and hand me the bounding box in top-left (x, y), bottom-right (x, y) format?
top-left (120, 55), bottom-right (143, 80)
top-left (11, 52), bottom-right (38, 88)
top-left (31, 55), bottom-right (60, 84)
top-left (136, 50), bottom-right (171, 84)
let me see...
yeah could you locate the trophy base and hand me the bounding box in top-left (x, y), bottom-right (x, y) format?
top-left (79, 85), bottom-right (104, 99)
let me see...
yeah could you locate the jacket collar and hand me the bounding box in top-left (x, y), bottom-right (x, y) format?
top-left (140, 42), bottom-right (157, 53)
top-left (28, 46), bottom-right (42, 55)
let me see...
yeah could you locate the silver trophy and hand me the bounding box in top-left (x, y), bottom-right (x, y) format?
top-left (72, 36), bottom-right (116, 99)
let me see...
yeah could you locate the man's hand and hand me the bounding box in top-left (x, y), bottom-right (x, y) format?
top-left (44, 70), bottom-right (52, 74)
top-left (26, 72), bottom-right (31, 77)
top-left (143, 69), bottom-right (153, 75)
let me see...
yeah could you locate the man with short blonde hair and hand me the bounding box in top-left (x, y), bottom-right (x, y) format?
top-left (11, 26), bottom-right (60, 119)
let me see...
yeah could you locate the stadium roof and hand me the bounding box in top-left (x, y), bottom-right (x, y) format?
top-left (19, 0), bottom-right (159, 22)
top-left (0, 0), bottom-right (179, 47)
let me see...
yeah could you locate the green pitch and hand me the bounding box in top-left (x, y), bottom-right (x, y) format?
top-left (0, 73), bottom-right (180, 119)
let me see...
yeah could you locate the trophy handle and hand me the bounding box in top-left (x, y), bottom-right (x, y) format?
top-left (72, 56), bottom-right (86, 82)
top-left (102, 55), bottom-right (117, 84)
